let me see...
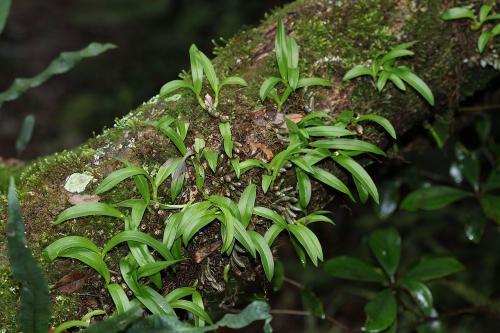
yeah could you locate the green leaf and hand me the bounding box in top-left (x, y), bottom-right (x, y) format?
top-left (238, 183), bottom-right (257, 227)
top-left (249, 231), bottom-right (275, 281)
top-left (219, 122), bottom-right (233, 158)
top-left (0, 0), bottom-right (11, 35)
top-left (194, 138), bottom-right (205, 154)
top-left (394, 68), bottom-right (435, 106)
top-left (54, 320), bottom-right (89, 333)
top-left (388, 73), bottom-right (406, 91)
top-left (182, 212), bottom-right (217, 246)
top-left (170, 300), bottom-right (213, 325)
top-left (405, 257), bottom-right (464, 281)
top-left (363, 289), bottom-right (397, 333)
top-left (400, 279), bottom-right (433, 316)
top-left (286, 37), bottom-right (299, 89)
top-left (203, 148), bottom-right (218, 173)
top-left (380, 49), bottom-right (414, 65)
top-left (197, 49), bottom-right (219, 93)
top-left (217, 207), bottom-right (236, 253)
top-left (159, 79), bottom-right (194, 97)
top-left (376, 71), bottom-right (389, 92)
top-left (120, 258), bottom-right (175, 316)
top-left (311, 138), bottom-right (386, 156)
top-left (15, 114), bottom-right (35, 155)
top-left (137, 260), bottom-right (183, 279)
top-left (368, 228), bottom-right (401, 278)
top-left (354, 177), bottom-right (369, 204)
top-left (309, 166), bottom-right (354, 201)
top-left (442, 7), bottom-right (476, 21)
top-left (291, 237), bottom-right (307, 268)
top-left (239, 159), bottom-right (268, 174)
top-left (103, 230), bottom-right (174, 261)
top-left (0, 43), bottom-right (116, 107)
top-left (216, 300), bottom-right (273, 333)
top-left (253, 206), bottom-right (287, 228)
top-left (400, 186), bottom-right (471, 211)
top-left (107, 283), bottom-right (132, 314)
top-left (264, 224), bottom-right (285, 246)
top-left (52, 247), bottom-right (110, 284)
top-left (296, 77), bottom-right (331, 89)
top-left (332, 153), bottom-right (379, 204)
top-left (189, 44), bottom-right (204, 95)
top-left (323, 256), bottom-right (386, 283)
top-left (96, 166), bottom-right (149, 194)
top-left (45, 236), bottom-right (101, 260)
top-left (134, 175), bottom-right (150, 205)
top-left (288, 224), bottom-right (323, 266)
top-left (6, 178), bottom-right (50, 333)
top-left (296, 168), bottom-right (311, 209)
top-left (262, 174), bottom-right (273, 193)
top-left (478, 30), bottom-right (493, 53)
top-left (160, 125), bottom-right (188, 156)
top-left (356, 114), bottom-right (397, 139)
top-left (305, 125), bottom-right (354, 137)
top-left (234, 221), bottom-right (257, 258)
top-left (83, 307), bottom-right (143, 333)
top-left (54, 202), bottom-right (125, 224)
top-left (296, 211), bottom-right (334, 225)
top-left (259, 76), bottom-right (282, 101)
top-left (275, 19), bottom-right (288, 81)
top-left (343, 66), bottom-right (373, 80)
top-left (220, 76), bottom-right (248, 88)
top-left (480, 195), bottom-right (500, 224)
top-left (170, 164), bottom-right (186, 201)
top-left (155, 157), bottom-right (185, 188)
top-left (301, 288), bottom-right (325, 319)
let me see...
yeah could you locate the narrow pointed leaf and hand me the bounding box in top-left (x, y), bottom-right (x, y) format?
top-left (103, 230), bottom-right (174, 261)
top-left (96, 166), bottom-right (148, 194)
top-left (343, 66), bottom-right (373, 80)
top-left (219, 122), bottom-right (233, 158)
top-left (238, 184), bottom-right (257, 227)
top-left (249, 231), bottom-right (275, 281)
top-left (296, 77), bottom-right (331, 89)
top-left (160, 80), bottom-right (193, 97)
top-left (54, 202), bottom-right (125, 224)
top-left (259, 77), bottom-right (282, 101)
top-left (356, 114), bottom-right (396, 139)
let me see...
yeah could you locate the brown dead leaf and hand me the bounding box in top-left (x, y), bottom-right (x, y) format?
top-left (54, 272), bottom-right (87, 294)
top-left (68, 194), bottom-right (101, 205)
top-left (248, 142), bottom-right (274, 160)
top-left (193, 241), bottom-right (222, 263)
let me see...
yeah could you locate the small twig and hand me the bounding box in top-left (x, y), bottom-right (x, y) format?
top-left (459, 104), bottom-right (500, 112)
top-left (270, 309), bottom-right (359, 332)
top-left (284, 277), bottom-right (304, 290)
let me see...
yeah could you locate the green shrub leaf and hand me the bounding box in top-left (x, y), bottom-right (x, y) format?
top-left (405, 257), bottom-right (464, 281)
top-left (217, 300), bottom-right (273, 333)
top-left (363, 289), bottom-right (397, 333)
top-left (323, 256), bottom-right (386, 283)
top-left (368, 228), bottom-right (401, 278)
top-left (400, 186), bottom-right (471, 211)
top-left (400, 279), bottom-right (433, 316)
top-left (480, 195), bottom-right (500, 225)
top-left (301, 288), bottom-right (324, 319)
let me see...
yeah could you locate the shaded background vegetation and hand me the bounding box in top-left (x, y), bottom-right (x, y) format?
top-left (0, 0), bottom-right (288, 158)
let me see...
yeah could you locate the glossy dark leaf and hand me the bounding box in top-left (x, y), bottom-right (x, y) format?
top-left (405, 257), bottom-right (464, 281)
top-left (400, 279), bottom-right (433, 316)
top-left (480, 195), bottom-right (500, 225)
top-left (301, 288), bottom-right (325, 319)
top-left (400, 186), bottom-right (471, 211)
top-left (324, 256), bottom-right (386, 283)
top-left (363, 289), bottom-right (397, 333)
top-left (368, 228), bottom-right (401, 278)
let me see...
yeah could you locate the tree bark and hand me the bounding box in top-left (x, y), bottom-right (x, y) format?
top-left (0, 0), bottom-right (498, 328)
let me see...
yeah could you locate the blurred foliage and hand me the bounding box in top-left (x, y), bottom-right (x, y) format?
top-left (0, 0), bottom-right (287, 157)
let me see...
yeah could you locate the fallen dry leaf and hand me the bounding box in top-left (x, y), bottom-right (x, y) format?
top-left (54, 272), bottom-right (87, 294)
top-left (248, 142), bottom-right (274, 160)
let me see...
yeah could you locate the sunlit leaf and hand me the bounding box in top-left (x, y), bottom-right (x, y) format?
top-left (159, 79), bottom-right (194, 97)
top-left (107, 283), bottom-right (132, 314)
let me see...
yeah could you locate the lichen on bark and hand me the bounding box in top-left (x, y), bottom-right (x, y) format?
top-left (0, 0), bottom-right (498, 329)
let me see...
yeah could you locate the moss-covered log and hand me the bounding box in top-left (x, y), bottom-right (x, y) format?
top-left (1, 0), bottom-right (498, 329)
